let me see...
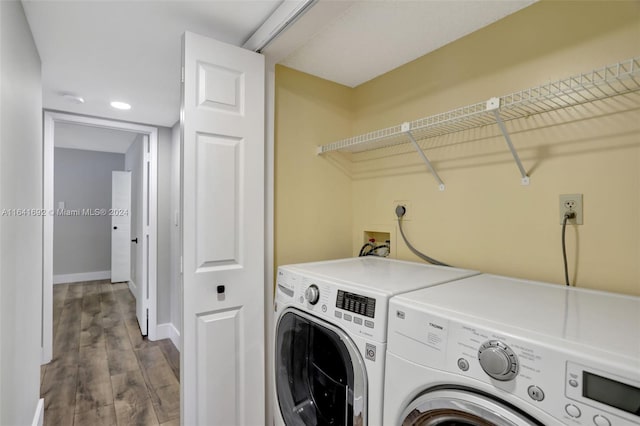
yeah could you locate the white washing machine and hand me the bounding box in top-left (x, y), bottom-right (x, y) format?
top-left (273, 257), bottom-right (479, 426)
top-left (384, 274), bottom-right (640, 426)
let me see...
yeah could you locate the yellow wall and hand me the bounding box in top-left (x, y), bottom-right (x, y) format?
top-left (275, 1), bottom-right (640, 295)
top-left (274, 65), bottom-right (354, 267)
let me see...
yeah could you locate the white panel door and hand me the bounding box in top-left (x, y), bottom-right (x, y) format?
top-left (111, 171), bottom-right (131, 283)
top-left (181, 32), bottom-right (265, 425)
top-left (134, 134), bottom-right (150, 336)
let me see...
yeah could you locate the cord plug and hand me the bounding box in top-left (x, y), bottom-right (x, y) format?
top-left (564, 211), bottom-right (576, 220)
top-left (395, 205), bottom-right (406, 218)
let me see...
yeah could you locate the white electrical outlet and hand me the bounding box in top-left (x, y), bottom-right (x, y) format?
top-left (393, 200), bottom-right (412, 221)
top-left (559, 194), bottom-right (583, 225)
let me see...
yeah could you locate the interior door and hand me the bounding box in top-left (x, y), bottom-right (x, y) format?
top-left (135, 134), bottom-right (150, 336)
top-left (111, 171), bottom-right (131, 283)
top-left (181, 31), bottom-right (265, 425)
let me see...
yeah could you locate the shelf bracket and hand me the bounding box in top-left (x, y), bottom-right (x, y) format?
top-left (487, 98), bottom-right (530, 186)
top-left (402, 122), bottom-right (445, 191)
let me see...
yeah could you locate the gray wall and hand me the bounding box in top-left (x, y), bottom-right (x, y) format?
top-left (0, 1), bottom-right (43, 423)
top-left (53, 148), bottom-right (125, 275)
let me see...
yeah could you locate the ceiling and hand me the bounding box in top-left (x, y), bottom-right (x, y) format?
top-left (277, 0), bottom-right (536, 88)
top-left (22, 0), bottom-right (282, 127)
top-left (23, 0), bottom-right (536, 129)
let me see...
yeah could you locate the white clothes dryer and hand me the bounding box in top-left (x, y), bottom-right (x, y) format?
top-left (273, 257), bottom-right (479, 426)
top-left (384, 274), bottom-right (640, 426)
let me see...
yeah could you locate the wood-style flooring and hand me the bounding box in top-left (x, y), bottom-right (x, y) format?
top-left (40, 280), bottom-right (180, 426)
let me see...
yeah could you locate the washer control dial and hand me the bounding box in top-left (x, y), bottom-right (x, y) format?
top-left (478, 340), bottom-right (519, 381)
top-left (304, 284), bottom-right (320, 305)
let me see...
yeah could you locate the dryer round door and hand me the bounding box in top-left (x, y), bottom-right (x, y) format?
top-left (399, 389), bottom-right (542, 426)
top-left (275, 308), bottom-right (367, 426)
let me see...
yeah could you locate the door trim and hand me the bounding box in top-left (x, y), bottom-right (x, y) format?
top-left (42, 110), bottom-right (159, 364)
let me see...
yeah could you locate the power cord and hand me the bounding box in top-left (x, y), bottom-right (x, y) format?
top-left (358, 242), bottom-right (375, 257)
top-left (562, 211), bottom-right (575, 286)
top-left (395, 205), bottom-right (450, 267)
top-left (359, 240), bottom-right (390, 257)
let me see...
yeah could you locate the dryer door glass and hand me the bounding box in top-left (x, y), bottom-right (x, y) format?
top-left (276, 310), bottom-right (366, 426)
top-left (400, 389), bottom-right (541, 426)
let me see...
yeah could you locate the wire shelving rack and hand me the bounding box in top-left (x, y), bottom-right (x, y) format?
top-left (317, 57), bottom-right (640, 190)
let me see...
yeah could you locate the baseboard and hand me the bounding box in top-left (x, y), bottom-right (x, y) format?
top-left (32, 398), bottom-right (44, 426)
top-left (128, 279), bottom-right (136, 294)
top-left (53, 270), bottom-right (110, 284)
top-left (156, 322), bottom-right (181, 352)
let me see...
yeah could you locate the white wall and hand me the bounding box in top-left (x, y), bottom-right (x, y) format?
top-left (0, 1), bottom-right (43, 424)
top-left (53, 148), bottom-right (125, 276)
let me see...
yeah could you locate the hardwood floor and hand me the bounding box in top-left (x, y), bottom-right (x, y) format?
top-left (41, 281), bottom-right (180, 426)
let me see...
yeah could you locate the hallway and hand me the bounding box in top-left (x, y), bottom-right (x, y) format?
top-left (40, 281), bottom-right (180, 426)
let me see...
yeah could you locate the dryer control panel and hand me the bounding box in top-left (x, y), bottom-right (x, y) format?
top-left (276, 268), bottom-right (388, 343)
top-left (387, 304), bottom-right (640, 426)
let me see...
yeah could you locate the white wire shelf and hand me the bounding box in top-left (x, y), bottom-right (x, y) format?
top-left (317, 57), bottom-right (640, 189)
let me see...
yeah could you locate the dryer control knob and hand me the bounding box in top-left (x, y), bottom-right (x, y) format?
top-left (304, 285), bottom-right (320, 305)
top-left (478, 340), bottom-right (519, 381)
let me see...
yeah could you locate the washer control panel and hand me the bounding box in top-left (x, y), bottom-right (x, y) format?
top-left (478, 340), bottom-right (519, 381)
top-left (276, 268), bottom-right (387, 342)
top-left (336, 290), bottom-right (376, 318)
top-left (304, 284), bottom-right (320, 305)
top-left (387, 305), bottom-right (640, 426)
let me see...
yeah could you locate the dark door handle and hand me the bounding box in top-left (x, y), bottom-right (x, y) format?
top-left (113, 226), bottom-right (118, 230)
top-left (131, 238), bottom-right (138, 244)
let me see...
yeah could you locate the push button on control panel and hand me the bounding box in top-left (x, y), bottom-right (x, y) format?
top-left (565, 404), bottom-right (581, 418)
top-left (343, 313), bottom-right (352, 322)
top-left (568, 379), bottom-right (578, 388)
top-left (353, 317), bottom-right (362, 325)
top-left (527, 385), bottom-right (545, 402)
top-left (457, 358), bottom-right (469, 371)
top-left (593, 415), bottom-right (611, 426)
top-left (364, 320), bottom-right (374, 328)
top-left (334, 311), bottom-right (342, 319)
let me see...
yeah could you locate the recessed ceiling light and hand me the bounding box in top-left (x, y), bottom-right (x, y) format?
top-left (62, 93), bottom-right (85, 104)
top-left (110, 101), bottom-right (131, 110)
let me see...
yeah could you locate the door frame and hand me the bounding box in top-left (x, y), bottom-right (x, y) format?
top-left (42, 110), bottom-right (158, 364)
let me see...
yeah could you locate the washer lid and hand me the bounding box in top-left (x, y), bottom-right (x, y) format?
top-left (400, 389), bottom-right (541, 426)
top-left (280, 257), bottom-right (479, 296)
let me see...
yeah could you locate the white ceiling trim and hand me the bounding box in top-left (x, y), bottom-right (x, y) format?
top-left (244, 0), bottom-right (318, 52)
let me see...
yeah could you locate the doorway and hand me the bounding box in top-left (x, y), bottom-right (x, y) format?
top-left (42, 111), bottom-right (159, 364)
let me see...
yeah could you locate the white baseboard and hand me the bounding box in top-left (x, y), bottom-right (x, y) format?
top-left (53, 270), bottom-right (110, 284)
top-left (32, 398), bottom-right (44, 426)
top-left (156, 322), bottom-right (181, 352)
top-left (128, 279), bottom-right (136, 294)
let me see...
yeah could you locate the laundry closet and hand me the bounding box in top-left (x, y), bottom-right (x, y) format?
top-left (274, 1), bottom-right (640, 297)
